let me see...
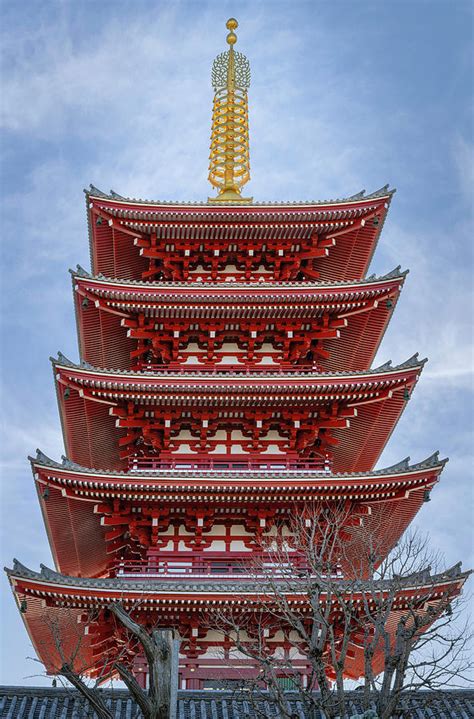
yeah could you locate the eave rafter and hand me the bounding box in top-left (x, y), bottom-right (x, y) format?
top-left (31, 450), bottom-right (445, 503)
top-left (72, 266), bottom-right (406, 312)
top-left (53, 352), bottom-right (424, 395)
top-left (9, 560), bottom-right (467, 604)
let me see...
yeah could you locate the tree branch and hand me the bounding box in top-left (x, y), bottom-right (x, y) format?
top-left (59, 663), bottom-right (113, 719)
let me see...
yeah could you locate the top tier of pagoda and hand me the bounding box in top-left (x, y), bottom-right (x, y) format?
top-left (81, 21), bottom-right (398, 380)
top-left (87, 185), bottom-right (393, 284)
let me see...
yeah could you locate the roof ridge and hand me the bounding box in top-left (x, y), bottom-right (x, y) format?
top-left (84, 184), bottom-right (396, 207)
top-left (70, 267), bottom-right (408, 289)
top-left (7, 561), bottom-right (470, 592)
top-left (30, 448), bottom-right (447, 480)
top-left (51, 352), bottom-right (427, 377)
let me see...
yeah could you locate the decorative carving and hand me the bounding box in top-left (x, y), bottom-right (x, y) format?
top-left (211, 50), bottom-right (250, 92)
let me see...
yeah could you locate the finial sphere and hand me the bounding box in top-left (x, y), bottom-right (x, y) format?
top-left (227, 31), bottom-right (237, 45)
top-left (226, 18), bottom-right (238, 30)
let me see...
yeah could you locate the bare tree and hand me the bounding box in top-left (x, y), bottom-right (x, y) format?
top-left (34, 602), bottom-right (180, 719)
top-left (212, 503), bottom-right (472, 719)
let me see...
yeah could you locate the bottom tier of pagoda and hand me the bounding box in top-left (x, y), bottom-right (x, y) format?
top-left (7, 562), bottom-right (468, 689)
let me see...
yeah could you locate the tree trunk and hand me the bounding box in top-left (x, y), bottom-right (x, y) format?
top-left (148, 629), bottom-right (179, 719)
top-left (108, 604), bottom-right (180, 719)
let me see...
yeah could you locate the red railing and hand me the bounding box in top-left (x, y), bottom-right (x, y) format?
top-left (128, 454), bottom-right (332, 472)
top-left (134, 363), bottom-right (322, 375)
top-left (112, 552), bottom-right (313, 580)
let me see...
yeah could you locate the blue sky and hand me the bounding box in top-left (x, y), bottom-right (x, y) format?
top-left (1, 0), bottom-right (472, 686)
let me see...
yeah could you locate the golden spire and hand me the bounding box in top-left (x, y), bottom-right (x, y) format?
top-left (208, 18), bottom-right (252, 203)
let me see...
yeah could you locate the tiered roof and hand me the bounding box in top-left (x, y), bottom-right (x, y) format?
top-left (52, 353), bottom-right (425, 473)
top-left (32, 450), bottom-right (446, 579)
top-left (72, 266), bottom-right (407, 372)
top-left (86, 186), bottom-right (394, 282)
top-left (7, 560), bottom-right (469, 681)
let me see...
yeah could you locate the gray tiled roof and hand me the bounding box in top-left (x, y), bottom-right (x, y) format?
top-left (30, 448), bottom-right (448, 481)
top-left (85, 184), bottom-right (395, 207)
top-left (51, 351), bottom-right (427, 377)
top-left (1, 687), bottom-right (473, 718)
top-left (5, 559), bottom-right (469, 595)
top-left (71, 264), bottom-right (408, 288)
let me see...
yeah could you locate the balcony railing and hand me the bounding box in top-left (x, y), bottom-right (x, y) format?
top-left (128, 454), bottom-right (332, 473)
top-left (135, 363), bottom-right (322, 375)
top-left (112, 552), bottom-right (316, 581)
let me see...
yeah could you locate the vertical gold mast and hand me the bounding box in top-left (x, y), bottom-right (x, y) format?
top-left (208, 18), bottom-right (252, 203)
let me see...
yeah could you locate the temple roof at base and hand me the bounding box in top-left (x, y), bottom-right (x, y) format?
top-left (2, 687), bottom-right (473, 719)
top-left (86, 184), bottom-right (396, 208)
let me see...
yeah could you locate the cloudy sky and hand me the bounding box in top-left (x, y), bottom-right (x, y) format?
top-left (1, 0), bottom-right (472, 686)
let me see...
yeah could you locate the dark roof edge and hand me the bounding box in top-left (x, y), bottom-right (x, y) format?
top-left (5, 559), bottom-right (471, 592)
top-left (49, 352), bottom-right (428, 376)
top-left (1, 686), bottom-right (473, 698)
top-left (69, 264), bottom-right (409, 288)
top-left (83, 183), bottom-right (396, 208)
top-left (29, 448), bottom-right (448, 480)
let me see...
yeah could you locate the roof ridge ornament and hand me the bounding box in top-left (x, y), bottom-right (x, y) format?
top-left (380, 265), bottom-right (409, 280)
top-left (72, 264), bottom-right (91, 278)
top-left (85, 184), bottom-right (110, 199)
top-left (348, 190), bottom-right (366, 200)
top-left (31, 449), bottom-right (56, 467)
top-left (369, 184), bottom-right (391, 198)
top-left (411, 451), bottom-right (447, 470)
top-left (400, 352), bottom-right (428, 369)
top-left (208, 19), bottom-right (252, 204)
top-left (53, 351), bottom-right (74, 367)
top-left (109, 189), bottom-right (126, 200)
top-left (381, 456), bottom-right (411, 473)
top-left (373, 360), bottom-right (392, 372)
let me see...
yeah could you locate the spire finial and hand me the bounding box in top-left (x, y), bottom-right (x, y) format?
top-left (208, 18), bottom-right (252, 203)
top-left (226, 17), bottom-right (238, 45)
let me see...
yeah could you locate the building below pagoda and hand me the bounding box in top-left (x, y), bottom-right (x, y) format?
top-left (2, 686), bottom-right (474, 718)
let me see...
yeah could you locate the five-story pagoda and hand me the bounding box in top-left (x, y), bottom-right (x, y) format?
top-left (6, 19), bottom-right (468, 690)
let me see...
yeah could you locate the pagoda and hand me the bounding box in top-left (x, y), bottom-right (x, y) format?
top-left (6, 19), bottom-right (468, 691)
